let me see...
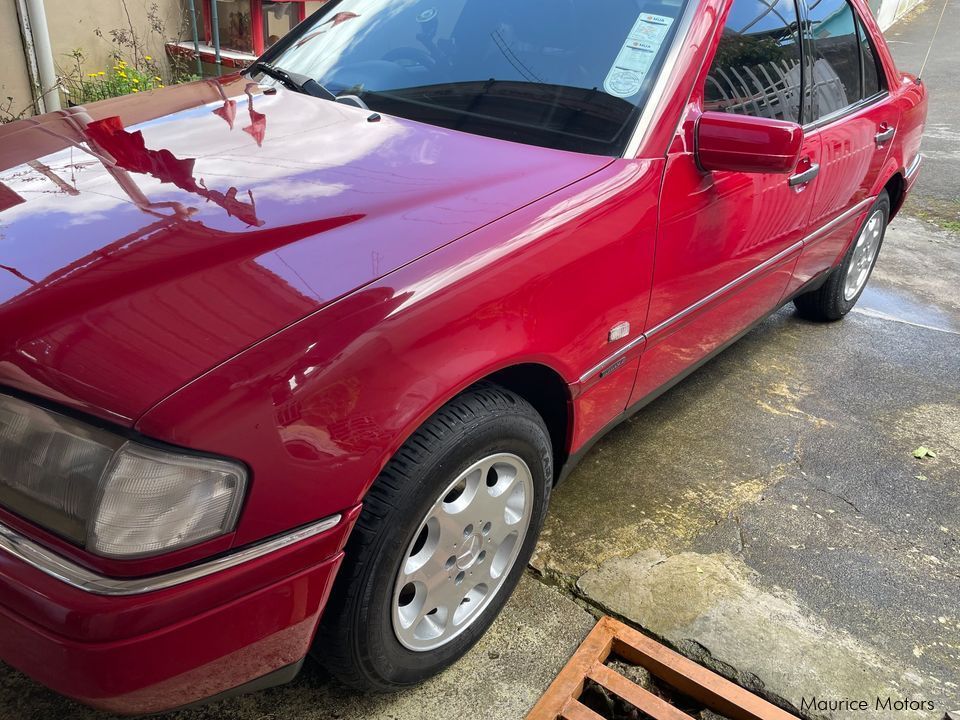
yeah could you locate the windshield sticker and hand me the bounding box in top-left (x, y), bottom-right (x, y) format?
top-left (604, 13), bottom-right (675, 99)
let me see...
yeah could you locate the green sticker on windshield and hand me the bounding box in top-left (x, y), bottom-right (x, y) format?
top-left (604, 13), bottom-right (674, 98)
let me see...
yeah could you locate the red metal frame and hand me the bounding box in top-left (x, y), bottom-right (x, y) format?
top-left (202, 0), bottom-right (309, 55)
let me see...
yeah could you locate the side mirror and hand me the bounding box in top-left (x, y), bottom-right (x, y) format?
top-left (695, 111), bottom-right (803, 174)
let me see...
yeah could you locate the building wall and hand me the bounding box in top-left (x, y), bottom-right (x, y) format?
top-left (0, 0), bottom-right (34, 118)
top-left (874, 0), bottom-right (926, 29)
top-left (45, 0), bottom-right (186, 77)
top-left (1, 0), bottom-right (185, 118)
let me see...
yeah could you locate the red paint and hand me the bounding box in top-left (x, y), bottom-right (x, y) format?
top-left (0, 0), bottom-right (928, 712)
top-left (696, 112), bottom-right (804, 174)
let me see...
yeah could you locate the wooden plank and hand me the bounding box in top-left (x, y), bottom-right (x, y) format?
top-left (559, 698), bottom-right (607, 720)
top-left (610, 624), bottom-right (796, 720)
top-left (526, 620), bottom-right (614, 720)
top-left (587, 661), bottom-right (695, 720)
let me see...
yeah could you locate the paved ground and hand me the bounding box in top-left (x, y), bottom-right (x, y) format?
top-left (544, 215), bottom-right (960, 719)
top-left (885, 0), bottom-right (959, 229)
top-left (2, 4), bottom-right (958, 719)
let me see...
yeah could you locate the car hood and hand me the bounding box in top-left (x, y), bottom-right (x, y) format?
top-left (0, 75), bottom-right (609, 424)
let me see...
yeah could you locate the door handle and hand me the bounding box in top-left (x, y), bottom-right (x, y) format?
top-left (875, 126), bottom-right (895, 147)
top-left (788, 163), bottom-right (820, 187)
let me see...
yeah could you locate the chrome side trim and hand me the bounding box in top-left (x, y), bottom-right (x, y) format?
top-left (621, 0), bottom-right (700, 159)
top-left (802, 92), bottom-right (889, 135)
top-left (800, 197), bottom-right (874, 248)
top-left (578, 333), bottom-right (646, 385)
top-left (0, 514), bottom-right (342, 596)
top-left (644, 238), bottom-right (804, 342)
top-left (579, 197), bottom-right (875, 382)
top-left (905, 152), bottom-right (922, 179)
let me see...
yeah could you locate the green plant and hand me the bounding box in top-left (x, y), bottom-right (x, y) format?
top-left (61, 49), bottom-right (166, 105)
top-left (56, 0), bottom-right (199, 106)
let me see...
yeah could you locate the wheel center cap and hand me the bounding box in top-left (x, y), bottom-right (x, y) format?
top-left (456, 533), bottom-right (482, 569)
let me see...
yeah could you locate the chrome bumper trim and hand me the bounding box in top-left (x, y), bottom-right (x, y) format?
top-left (0, 514), bottom-right (342, 596)
top-left (905, 152), bottom-right (922, 179)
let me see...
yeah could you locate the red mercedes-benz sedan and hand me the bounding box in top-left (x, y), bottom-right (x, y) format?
top-left (0, 0), bottom-right (926, 713)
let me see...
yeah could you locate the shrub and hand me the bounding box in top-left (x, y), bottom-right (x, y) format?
top-left (62, 50), bottom-right (166, 105)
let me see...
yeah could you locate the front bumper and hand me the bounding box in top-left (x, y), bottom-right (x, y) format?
top-left (0, 507), bottom-right (359, 714)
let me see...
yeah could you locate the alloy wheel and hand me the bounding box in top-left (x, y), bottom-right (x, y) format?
top-left (391, 453), bottom-right (534, 652)
top-left (843, 209), bottom-right (884, 301)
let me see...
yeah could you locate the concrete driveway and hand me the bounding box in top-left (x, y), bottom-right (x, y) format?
top-left (2, 4), bottom-right (958, 719)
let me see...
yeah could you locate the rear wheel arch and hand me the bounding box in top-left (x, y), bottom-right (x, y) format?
top-left (884, 172), bottom-right (906, 219)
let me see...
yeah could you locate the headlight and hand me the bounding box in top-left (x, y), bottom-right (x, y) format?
top-left (0, 394), bottom-right (247, 558)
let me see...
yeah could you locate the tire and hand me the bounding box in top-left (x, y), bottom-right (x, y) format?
top-left (794, 190), bottom-right (890, 321)
top-left (315, 383), bottom-right (552, 691)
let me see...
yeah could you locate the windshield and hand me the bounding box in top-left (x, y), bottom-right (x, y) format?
top-left (260, 0), bottom-right (689, 156)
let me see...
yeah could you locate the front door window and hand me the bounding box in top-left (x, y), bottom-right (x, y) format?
top-left (703, 0), bottom-right (804, 123)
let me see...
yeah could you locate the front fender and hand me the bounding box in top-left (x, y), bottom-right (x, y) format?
top-left (137, 159), bottom-right (662, 546)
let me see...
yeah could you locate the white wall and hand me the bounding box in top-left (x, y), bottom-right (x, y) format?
top-left (873, 0), bottom-right (926, 29)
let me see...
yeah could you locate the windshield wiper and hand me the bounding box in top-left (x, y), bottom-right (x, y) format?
top-left (249, 61), bottom-right (336, 101)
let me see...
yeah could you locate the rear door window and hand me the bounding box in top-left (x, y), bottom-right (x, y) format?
top-left (856, 13), bottom-right (884, 97)
top-left (806, 0), bottom-right (868, 119)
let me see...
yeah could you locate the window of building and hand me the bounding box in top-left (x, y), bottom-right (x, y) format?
top-left (703, 0), bottom-right (804, 123)
top-left (200, 0), bottom-right (328, 57)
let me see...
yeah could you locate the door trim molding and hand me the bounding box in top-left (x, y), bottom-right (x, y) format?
top-left (578, 196), bottom-right (875, 385)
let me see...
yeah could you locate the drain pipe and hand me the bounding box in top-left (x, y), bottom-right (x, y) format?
top-left (186, 0), bottom-right (204, 77)
top-left (14, 0), bottom-right (46, 114)
top-left (210, 0), bottom-right (223, 75)
top-left (23, 0), bottom-right (61, 112)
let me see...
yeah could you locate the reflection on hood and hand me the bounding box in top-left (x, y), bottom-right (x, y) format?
top-left (86, 115), bottom-right (263, 226)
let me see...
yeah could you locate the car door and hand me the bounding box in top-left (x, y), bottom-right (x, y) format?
top-left (628, 0), bottom-right (822, 405)
top-left (788, 0), bottom-right (898, 288)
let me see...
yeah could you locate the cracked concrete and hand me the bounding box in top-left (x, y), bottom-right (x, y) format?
top-left (578, 551), bottom-right (932, 720)
top-left (533, 214), bottom-right (960, 719)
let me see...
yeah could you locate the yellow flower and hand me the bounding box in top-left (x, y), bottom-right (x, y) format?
top-left (154, 76), bottom-right (162, 82)
top-left (113, 65), bottom-right (121, 70)
top-left (145, 56), bottom-right (152, 61)
top-left (87, 72), bottom-right (97, 77)
top-left (132, 77), bottom-right (139, 83)
top-left (157, 83), bottom-right (164, 88)
top-left (97, 71), bottom-right (105, 76)
top-left (132, 88), bottom-right (139, 93)
top-left (118, 71), bottom-right (127, 78)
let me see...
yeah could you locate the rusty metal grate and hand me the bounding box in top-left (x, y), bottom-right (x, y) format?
top-left (527, 617), bottom-right (798, 720)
